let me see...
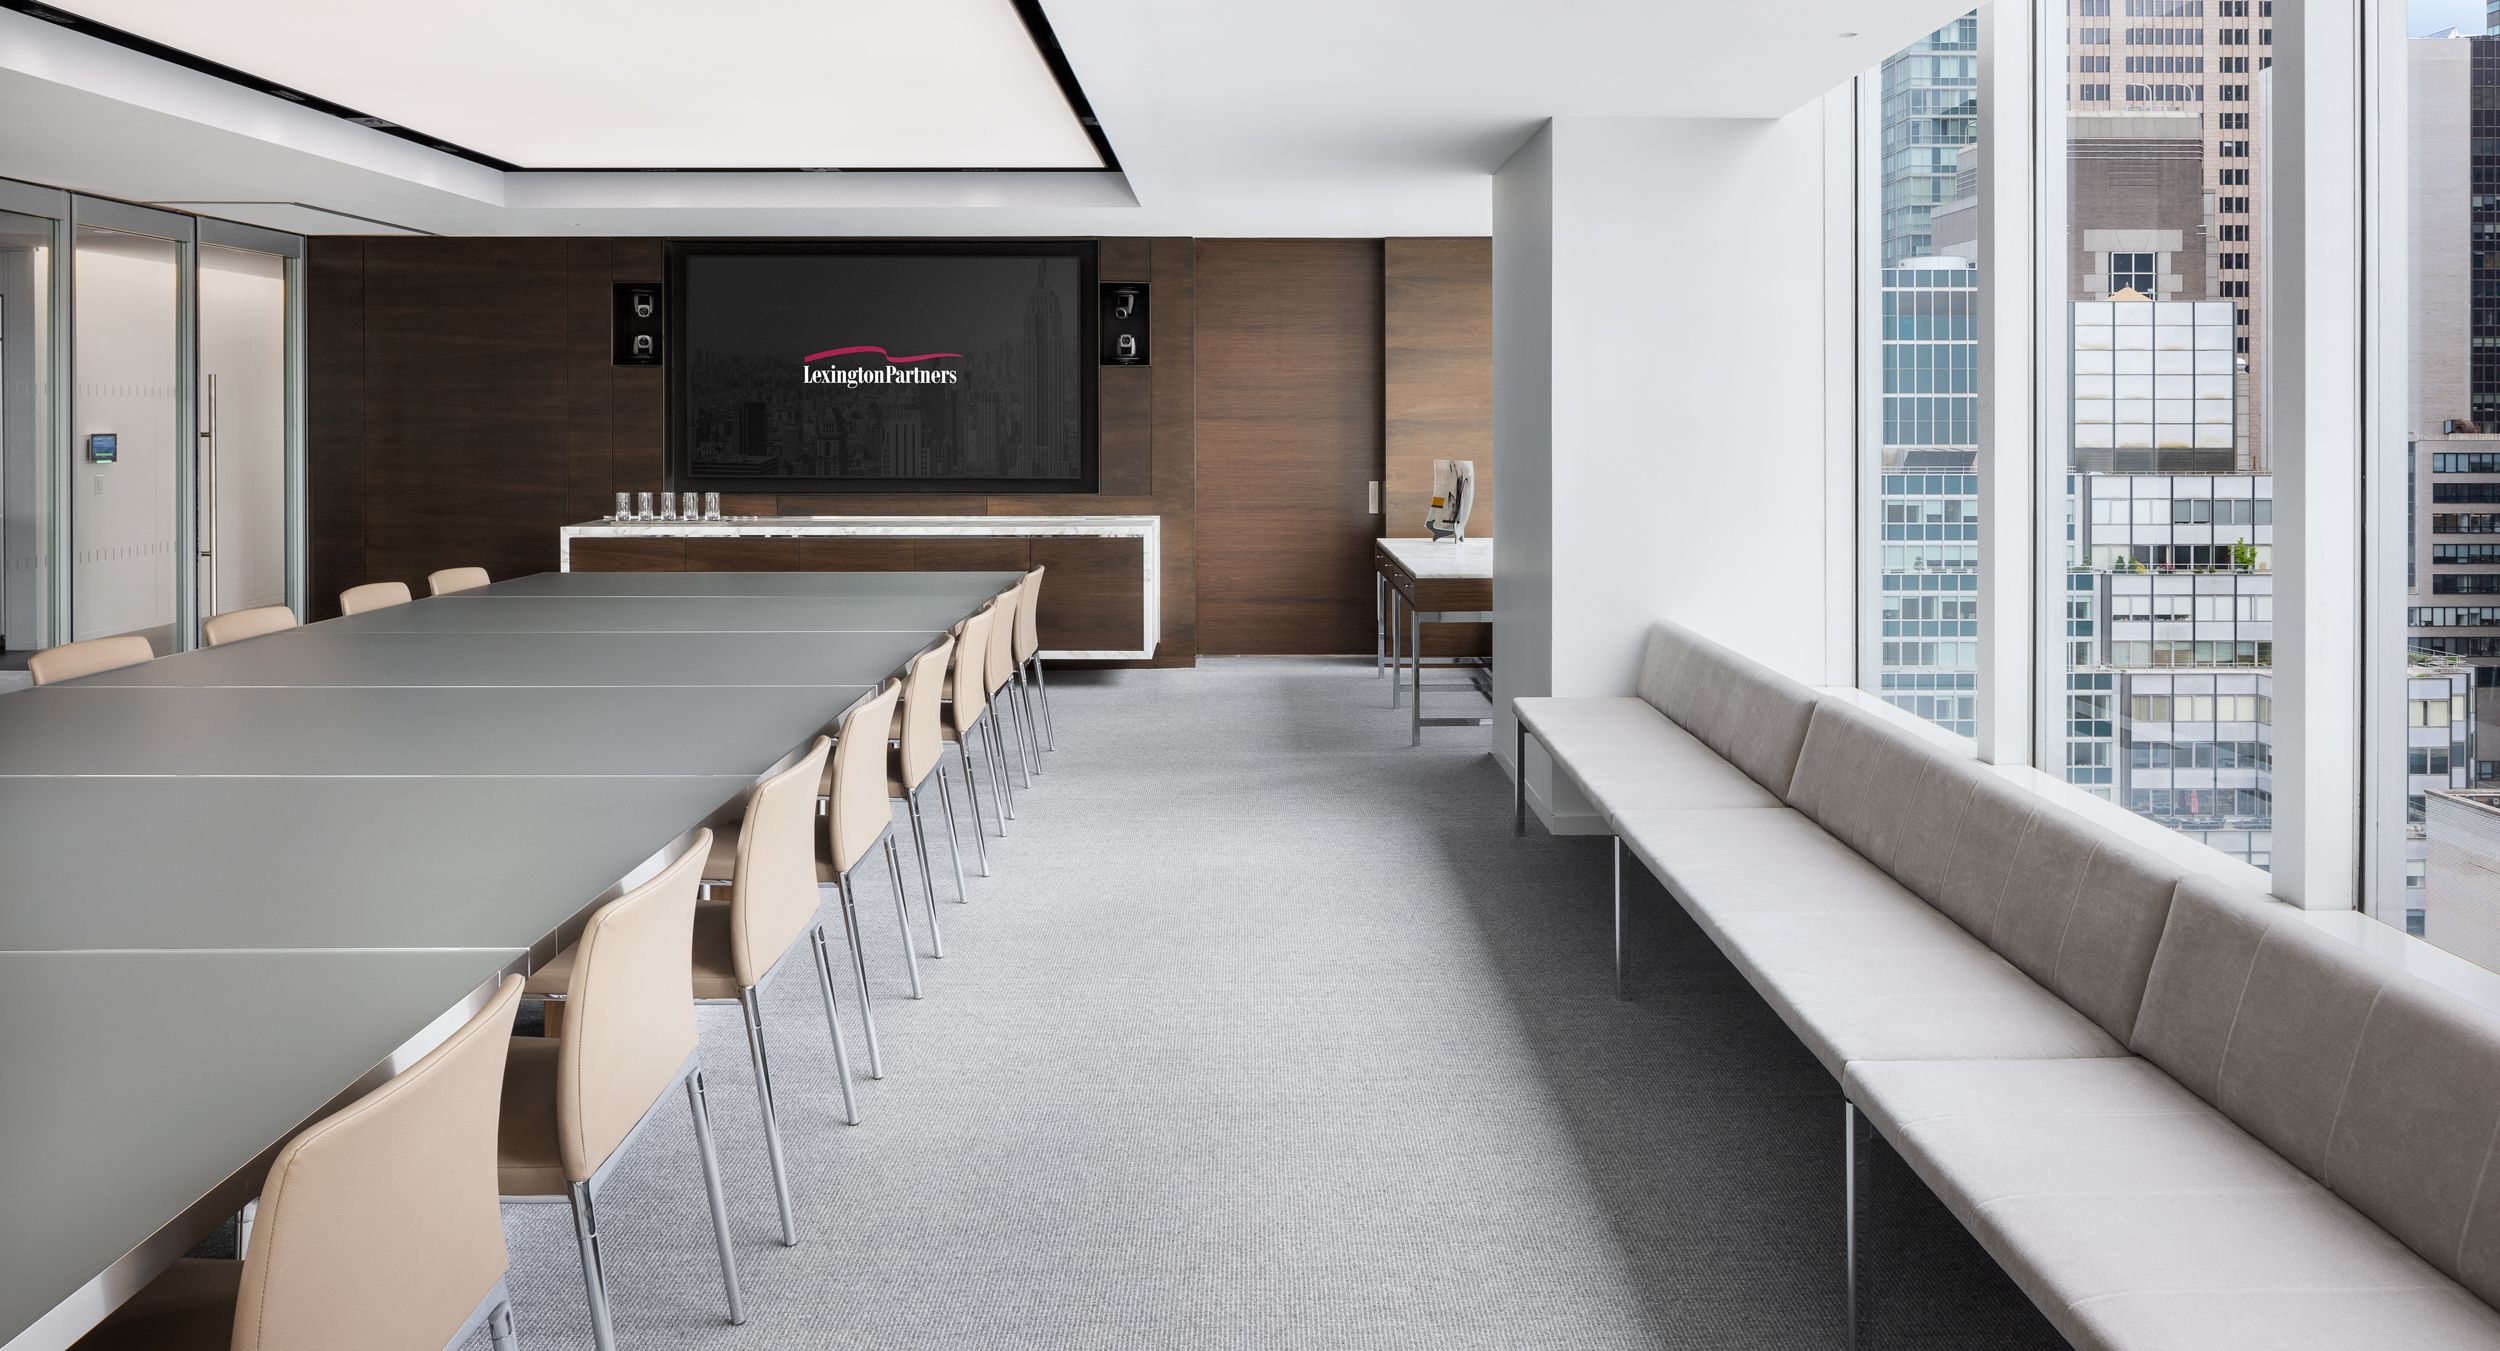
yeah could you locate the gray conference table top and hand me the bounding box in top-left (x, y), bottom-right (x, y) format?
top-left (72, 628), bottom-right (922, 689)
top-left (0, 948), bottom-right (522, 1351)
top-left (328, 592), bottom-right (979, 635)
top-left (1, 570), bottom-right (972, 1351)
top-left (477, 569), bottom-right (1020, 598)
top-left (0, 684), bottom-right (872, 777)
top-left (0, 773), bottom-right (754, 951)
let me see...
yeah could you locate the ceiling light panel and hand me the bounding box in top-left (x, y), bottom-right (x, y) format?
top-left (50, 0), bottom-right (1105, 169)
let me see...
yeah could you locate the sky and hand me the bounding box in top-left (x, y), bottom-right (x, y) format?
top-left (2412, 0), bottom-right (2487, 36)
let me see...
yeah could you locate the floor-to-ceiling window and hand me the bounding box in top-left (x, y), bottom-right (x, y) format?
top-left (2052, 0), bottom-right (2277, 870)
top-left (1861, 13), bottom-right (1985, 739)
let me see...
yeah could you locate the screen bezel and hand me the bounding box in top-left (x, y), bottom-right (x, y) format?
top-left (665, 238), bottom-right (1100, 495)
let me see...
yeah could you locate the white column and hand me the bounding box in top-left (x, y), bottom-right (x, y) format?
top-left (1976, 0), bottom-right (2042, 768)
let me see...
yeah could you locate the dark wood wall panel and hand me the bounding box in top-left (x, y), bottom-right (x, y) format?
top-left (1029, 537), bottom-right (1145, 652)
top-left (306, 240), bottom-right (367, 613)
top-left (1192, 240), bottom-right (1385, 655)
top-left (1383, 238), bottom-right (1493, 538)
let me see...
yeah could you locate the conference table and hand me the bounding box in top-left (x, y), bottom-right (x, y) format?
top-left (0, 570), bottom-right (1016, 1351)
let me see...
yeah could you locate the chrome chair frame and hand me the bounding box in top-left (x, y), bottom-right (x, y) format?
top-left (499, 1050), bottom-right (742, 1351)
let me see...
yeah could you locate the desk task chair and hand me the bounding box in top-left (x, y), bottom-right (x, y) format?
top-left (72, 976), bottom-right (529, 1351)
top-left (1012, 565), bottom-right (1055, 752)
top-left (500, 839), bottom-right (744, 1351)
top-left (816, 680), bottom-right (935, 1001)
top-left (28, 635), bottom-right (153, 686)
top-left (941, 603), bottom-right (1009, 860)
top-left (889, 635), bottom-right (968, 911)
top-left (427, 567), bottom-right (491, 596)
top-left (203, 606), bottom-right (299, 647)
top-left (338, 582), bottom-right (413, 615)
top-left (983, 583), bottom-right (1036, 796)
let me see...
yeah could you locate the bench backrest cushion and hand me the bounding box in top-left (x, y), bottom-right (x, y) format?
top-left (2134, 876), bottom-right (2500, 1310)
top-left (1789, 700), bottom-right (2181, 1040)
top-left (1632, 622), bottom-right (1816, 797)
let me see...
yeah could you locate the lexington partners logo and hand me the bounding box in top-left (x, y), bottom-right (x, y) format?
top-left (799, 344), bottom-right (963, 387)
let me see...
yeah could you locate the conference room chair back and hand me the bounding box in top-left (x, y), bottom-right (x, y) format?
top-left (941, 606), bottom-right (1004, 867)
top-left (72, 976), bottom-right (528, 1351)
top-left (1014, 565), bottom-right (1056, 752)
top-left (816, 679), bottom-right (936, 1006)
top-left (27, 634), bottom-right (152, 686)
top-left (983, 583), bottom-right (1038, 787)
top-left (202, 605), bottom-right (299, 648)
top-left (499, 836), bottom-right (744, 1351)
top-left (890, 634), bottom-right (970, 923)
top-left (710, 735), bottom-right (865, 1237)
top-left (338, 581), bottom-right (413, 616)
top-left (427, 567), bottom-right (491, 596)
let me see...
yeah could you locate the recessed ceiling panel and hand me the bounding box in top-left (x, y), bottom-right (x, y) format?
top-left (26, 0), bottom-right (1109, 170)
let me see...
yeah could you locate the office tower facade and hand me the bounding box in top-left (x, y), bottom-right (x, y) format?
top-left (1876, 16), bottom-right (1980, 267)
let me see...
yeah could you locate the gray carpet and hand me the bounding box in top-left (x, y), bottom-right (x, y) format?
top-left (464, 656), bottom-right (2056, 1350)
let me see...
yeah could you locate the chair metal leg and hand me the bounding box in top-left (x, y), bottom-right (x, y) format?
top-left (736, 987), bottom-right (799, 1246)
top-left (904, 790), bottom-right (946, 956)
top-left (1002, 681), bottom-right (1036, 786)
top-left (566, 1183), bottom-right (618, 1351)
top-left (986, 714), bottom-right (1018, 825)
top-left (933, 767), bottom-right (971, 899)
top-left (1613, 836), bottom-right (1627, 1001)
top-left (1030, 656), bottom-right (1056, 749)
top-left (807, 922), bottom-right (862, 1124)
top-left (684, 1070), bottom-right (747, 1326)
top-left (1514, 719), bottom-right (1529, 837)
top-left (1013, 669), bottom-right (1044, 775)
top-left (952, 750), bottom-right (994, 873)
top-left (883, 836), bottom-right (925, 998)
top-left (1845, 1100), bottom-right (1861, 1351)
top-left (834, 875), bottom-right (884, 1078)
top-left (486, 1299), bottom-right (518, 1351)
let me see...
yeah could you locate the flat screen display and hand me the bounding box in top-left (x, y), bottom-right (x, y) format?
top-left (668, 241), bottom-right (1098, 493)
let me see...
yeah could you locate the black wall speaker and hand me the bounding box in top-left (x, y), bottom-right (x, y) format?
top-left (1100, 282), bottom-right (1148, 366)
top-left (613, 282), bottom-right (663, 366)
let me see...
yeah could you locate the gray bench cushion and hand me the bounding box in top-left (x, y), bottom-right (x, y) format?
top-left (1515, 696), bottom-right (1782, 814)
top-left (1633, 623), bottom-right (1816, 797)
top-left (1845, 1056), bottom-right (2500, 1351)
top-left (1613, 808), bottom-right (2127, 1076)
top-left (1784, 700), bottom-right (2181, 1044)
top-left (2133, 877), bottom-right (2500, 1314)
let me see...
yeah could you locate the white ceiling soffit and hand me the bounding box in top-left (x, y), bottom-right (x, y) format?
top-left (155, 201), bottom-right (433, 236)
top-left (28, 0), bottom-right (1107, 171)
top-left (0, 0), bottom-right (1978, 237)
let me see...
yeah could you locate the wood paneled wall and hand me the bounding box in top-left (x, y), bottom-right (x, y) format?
top-left (308, 236), bottom-right (1200, 662)
top-left (1383, 238), bottom-right (1494, 538)
top-left (1192, 239), bottom-right (1385, 655)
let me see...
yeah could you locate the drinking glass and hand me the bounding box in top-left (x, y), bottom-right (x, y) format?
top-left (613, 492), bottom-right (631, 520)
top-left (703, 492), bottom-right (723, 521)
top-left (681, 491), bottom-right (701, 521)
top-left (635, 492), bottom-right (654, 520)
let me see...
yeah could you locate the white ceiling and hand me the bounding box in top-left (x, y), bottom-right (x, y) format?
top-left (0, 0), bottom-right (1980, 237)
top-left (53, 0), bottom-right (1104, 170)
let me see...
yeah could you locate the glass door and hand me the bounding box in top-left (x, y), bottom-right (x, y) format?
top-left (196, 237), bottom-right (293, 629)
top-left (69, 200), bottom-right (191, 653)
top-left (0, 199), bottom-right (61, 656)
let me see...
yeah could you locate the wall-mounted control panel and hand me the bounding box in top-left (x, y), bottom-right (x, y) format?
top-left (1100, 282), bottom-right (1148, 366)
top-left (612, 283), bottom-right (663, 366)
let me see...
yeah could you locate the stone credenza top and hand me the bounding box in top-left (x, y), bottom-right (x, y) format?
top-left (565, 514), bottom-right (1159, 539)
top-left (1377, 536), bottom-right (1492, 579)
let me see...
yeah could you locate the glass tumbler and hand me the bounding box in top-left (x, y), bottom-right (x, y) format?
top-left (681, 491), bottom-right (701, 521)
top-left (635, 492), bottom-right (655, 520)
top-left (703, 492), bottom-right (723, 521)
top-left (613, 492), bottom-right (631, 520)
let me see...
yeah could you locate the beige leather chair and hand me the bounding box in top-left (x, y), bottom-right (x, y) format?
top-left (1013, 564), bottom-right (1055, 752)
top-left (427, 567), bottom-right (491, 596)
top-left (889, 635), bottom-right (967, 916)
top-left (74, 976), bottom-right (528, 1351)
top-left (986, 582), bottom-right (1037, 793)
top-left (28, 634), bottom-right (153, 686)
top-left (203, 606), bottom-right (299, 648)
top-left (338, 581), bottom-right (413, 615)
top-left (817, 680), bottom-right (933, 1002)
top-left (942, 603), bottom-right (1008, 862)
top-left (541, 739), bottom-right (858, 1250)
top-left (501, 837), bottom-right (743, 1351)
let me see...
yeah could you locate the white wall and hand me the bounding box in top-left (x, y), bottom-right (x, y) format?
top-left (1494, 106), bottom-right (1849, 831)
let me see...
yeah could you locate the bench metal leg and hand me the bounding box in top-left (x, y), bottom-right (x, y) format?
top-left (1845, 1099), bottom-right (1862, 1351)
top-left (1613, 836), bottom-right (1627, 1001)
top-left (1387, 588), bottom-right (1403, 707)
top-left (1514, 719), bottom-right (1529, 836)
top-left (1375, 572), bottom-right (1387, 676)
top-left (1410, 604), bottom-right (1425, 746)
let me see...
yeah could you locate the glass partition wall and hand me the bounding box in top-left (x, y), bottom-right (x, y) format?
top-left (0, 188), bottom-right (304, 661)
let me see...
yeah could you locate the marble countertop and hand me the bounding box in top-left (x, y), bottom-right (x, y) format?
top-left (567, 514), bottom-right (1157, 535)
top-left (1378, 536), bottom-right (1492, 578)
